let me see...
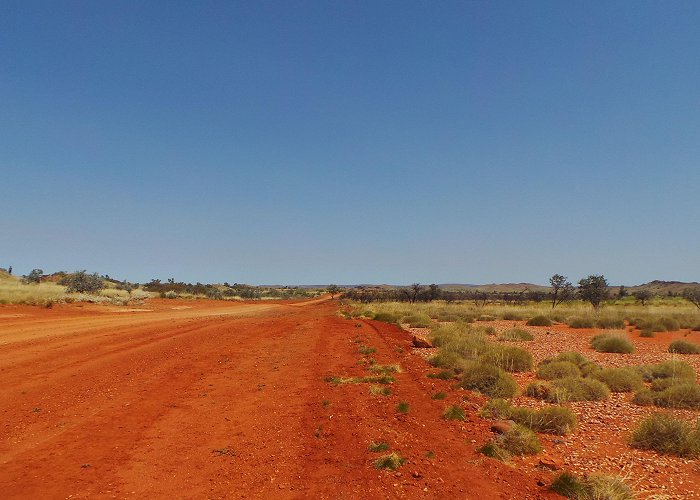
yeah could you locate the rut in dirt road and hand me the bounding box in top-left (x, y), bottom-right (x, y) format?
top-left (0, 299), bottom-right (554, 499)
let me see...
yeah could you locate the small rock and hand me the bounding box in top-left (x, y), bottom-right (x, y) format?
top-left (538, 457), bottom-right (561, 471)
top-left (412, 471), bottom-right (422, 479)
top-left (412, 336), bottom-right (433, 348)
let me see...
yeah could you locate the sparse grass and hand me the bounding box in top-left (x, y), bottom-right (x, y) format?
top-left (358, 345), bottom-right (376, 355)
top-left (668, 339), bottom-right (700, 354)
top-left (460, 362), bottom-right (518, 398)
top-left (368, 442), bottom-right (390, 452)
top-left (368, 364), bottom-right (402, 375)
top-left (373, 452), bottom-right (404, 470)
top-left (498, 327), bottom-right (534, 341)
top-left (369, 385), bottom-right (392, 396)
top-left (630, 412), bottom-right (700, 457)
top-left (426, 369), bottom-right (456, 380)
top-left (526, 315), bottom-right (552, 326)
top-left (396, 401), bottom-right (410, 413)
top-left (431, 392), bottom-right (447, 400)
top-left (443, 405), bottom-right (466, 421)
top-left (591, 367), bottom-right (644, 392)
top-left (591, 334), bottom-right (635, 354)
top-left (372, 311), bottom-right (400, 324)
top-left (325, 374), bottom-right (395, 386)
top-left (536, 361), bottom-right (581, 380)
top-left (401, 313), bottom-right (432, 328)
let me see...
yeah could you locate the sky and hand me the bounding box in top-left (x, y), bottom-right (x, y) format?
top-left (1, 1), bottom-right (699, 285)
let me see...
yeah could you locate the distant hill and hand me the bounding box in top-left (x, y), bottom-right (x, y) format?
top-left (626, 280), bottom-right (699, 294)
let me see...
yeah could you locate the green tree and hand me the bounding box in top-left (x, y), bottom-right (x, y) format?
top-left (683, 287), bottom-right (700, 309)
top-left (549, 274), bottom-right (573, 309)
top-left (578, 275), bottom-right (609, 309)
top-left (633, 289), bottom-right (652, 306)
top-left (59, 271), bottom-right (105, 294)
top-left (327, 284), bottom-right (340, 298)
top-left (23, 269), bottom-right (43, 284)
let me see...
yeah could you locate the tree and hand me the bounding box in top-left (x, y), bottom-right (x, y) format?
top-left (59, 271), bottom-right (105, 294)
top-left (578, 275), bottom-right (609, 309)
top-left (549, 274), bottom-right (573, 309)
top-left (327, 284), bottom-right (340, 298)
top-left (116, 281), bottom-right (135, 295)
top-left (428, 284), bottom-right (441, 301)
top-left (402, 283), bottom-right (422, 304)
top-left (682, 287), bottom-right (700, 309)
top-left (617, 285), bottom-right (628, 298)
top-left (23, 269), bottom-right (43, 284)
top-left (633, 290), bottom-right (653, 306)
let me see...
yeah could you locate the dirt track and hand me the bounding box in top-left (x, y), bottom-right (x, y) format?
top-left (0, 299), bottom-right (554, 499)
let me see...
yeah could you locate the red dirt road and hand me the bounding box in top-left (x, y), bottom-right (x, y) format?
top-left (0, 299), bottom-right (555, 499)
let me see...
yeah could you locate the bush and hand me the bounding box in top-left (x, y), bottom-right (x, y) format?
top-left (526, 315), bottom-right (552, 326)
top-left (524, 381), bottom-right (553, 400)
top-left (498, 328), bottom-right (534, 342)
top-left (480, 399), bottom-right (577, 435)
top-left (373, 312), bottom-right (400, 324)
top-left (568, 316), bottom-right (595, 329)
top-left (373, 453), bottom-right (404, 470)
top-left (59, 271), bottom-right (105, 294)
top-left (460, 363), bottom-right (518, 398)
top-left (479, 344), bottom-right (533, 372)
top-left (639, 328), bottom-right (655, 338)
top-left (401, 313), bottom-right (432, 328)
top-left (649, 360), bottom-right (695, 380)
top-left (549, 377), bottom-right (610, 402)
top-left (428, 350), bottom-right (465, 371)
top-left (653, 383), bottom-right (700, 410)
top-left (632, 389), bottom-right (654, 406)
top-left (551, 472), bottom-right (633, 499)
top-left (592, 367), bottom-right (644, 392)
top-left (669, 340), bottom-right (700, 354)
top-left (480, 424), bottom-right (542, 460)
top-left (536, 361), bottom-right (581, 380)
top-left (579, 361), bottom-right (602, 377)
top-left (591, 334), bottom-right (635, 354)
top-left (630, 412), bottom-right (700, 457)
top-left (443, 405), bottom-right (466, 421)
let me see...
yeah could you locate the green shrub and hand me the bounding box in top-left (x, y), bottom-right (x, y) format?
top-left (480, 399), bottom-right (577, 435)
top-left (526, 315), bottom-right (552, 326)
top-left (653, 383), bottom-right (700, 410)
top-left (568, 316), bottom-right (595, 328)
top-left (524, 381), bottom-right (553, 400)
top-left (650, 377), bottom-right (687, 392)
top-left (373, 452), bottom-right (404, 470)
top-left (443, 405), bottom-right (466, 421)
top-left (428, 350), bottom-right (465, 371)
top-left (401, 313), bottom-right (432, 328)
top-left (595, 316), bottom-right (625, 329)
top-left (479, 344), bottom-right (533, 372)
top-left (551, 472), bottom-right (633, 499)
top-left (550, 472), bottom-right (586, 498)
top-left (545, 351), bottom-right (588, 367)
top-left (368, 442), bottom-right (389, 452)
top-left (549, 377), bottom-right (610, 402)
top-left (650, 360), bottom-right (695, 380)
top-left (579, 361), bottom-right (603, 377)
top-left (630, 412), bottom-right (700, 457)
top-left (498, 327), bottom-right (534, 341)
top-left (632, 389), bottom-right (654, 406)
top-left (591, 334), bottom-right (635, 353)
top-left (639, 328), bottom-right (655, 338)
top-left (669, 340), bottom-right (700, 354)
top-left (658, 317), bottom-right (681, 332)
top-left (60, 270), bottom-right (105, 294)
top-left (480, 424), bottom-right (542, 460)
top-left (536, 361), bottom-right (581, 380)
top-left (373, 312), bottom-right (400, 324)
top-left (592, 367), bottom-right (644, 392)
top-left (460, 363), bottom-right (518, 398)
top-left (431, 392), bottom-right (447, 400)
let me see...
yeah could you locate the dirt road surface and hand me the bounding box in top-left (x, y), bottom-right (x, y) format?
top-left (0, 299), bottom-right (555, 499)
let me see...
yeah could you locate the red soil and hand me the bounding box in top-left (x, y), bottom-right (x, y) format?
top-left (0, 299), bottom-right (556, 499)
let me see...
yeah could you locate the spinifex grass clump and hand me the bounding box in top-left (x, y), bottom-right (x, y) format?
top-left (549, 377), bottom-right (610, 402)
top-left (443, 405), bottom-right (465, 421)
top-left (536, 361), bottom-right (581, 380)
top-left (480, 399), bottom-right (577, 435)
top-left (668, 339), bottom-right (700, 354)
top-left (526, 315), bottom-right (552, 326)
top-left (401, 313), bottom-right (432, 328)
top-left (460, 362), bottom-right (518, 398)
top-left (396, 401), bottom-right (410, 413)
top-left (368, 442), bottom-right (389, 452)
top-left (630, 412), bottom-right (700, 457)
top-left (479, 424), bottom-right (542, 461)
top-left (632, 360), bottom-right (699, 409)
top-left (591, 367), bottom-right (644, 392)
top-left (591, 334), bottom-right (635, 354)
top-left (498, 328), bottom-right (534, 341)
top-left (551, 472), bottom-right (634, 500)
top-left (373, 453), bottom-right (404, 470)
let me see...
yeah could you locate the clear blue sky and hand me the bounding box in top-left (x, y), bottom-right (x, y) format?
top-left (2, 1), bottom-right (699, 285)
